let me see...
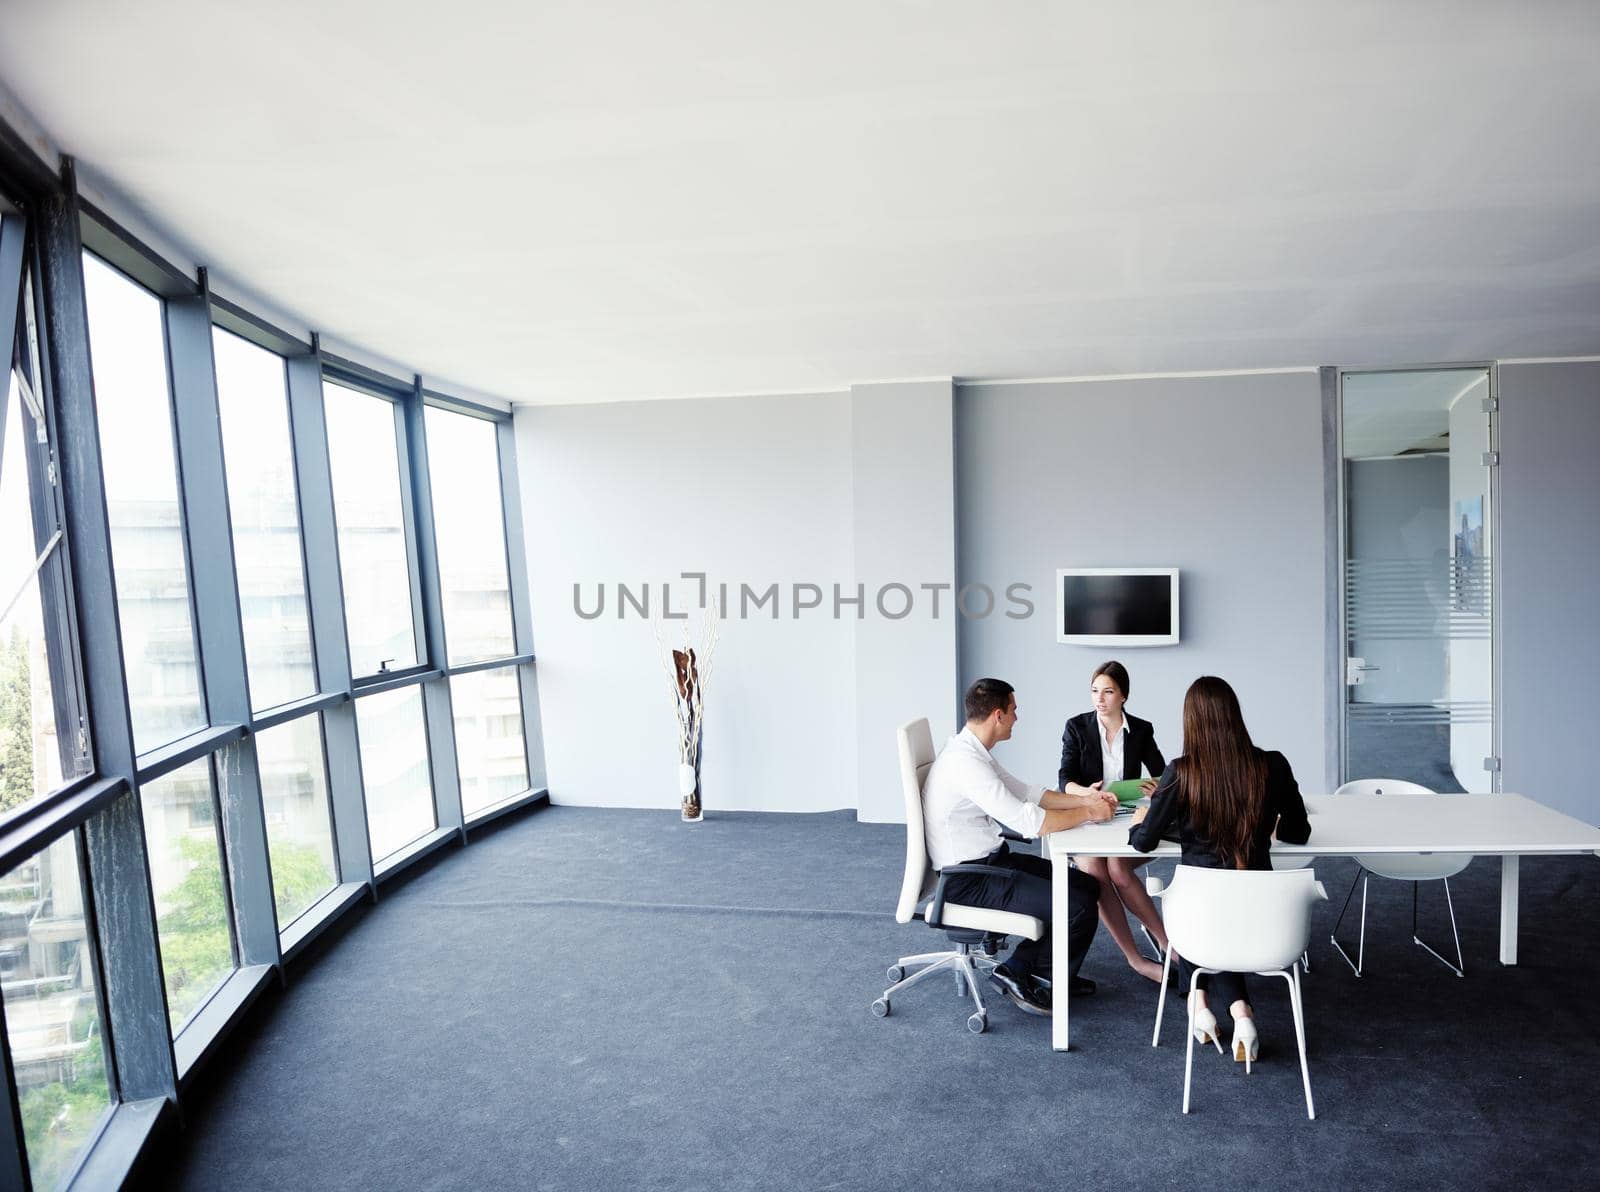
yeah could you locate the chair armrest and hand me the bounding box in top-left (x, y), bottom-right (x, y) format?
top-left (1145, 875), bottom-right (1166, 898)
top-left (928, 864), bottom-right (1016, 927)
top-left (999, 827), bottom-right (1029, 843)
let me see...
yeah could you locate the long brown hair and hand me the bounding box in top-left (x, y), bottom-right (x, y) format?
top-left (1172, 676), bottom-right (1266, 869)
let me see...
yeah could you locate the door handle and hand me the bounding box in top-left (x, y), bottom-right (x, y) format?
top-left (1346, 658), bottom-right (1382, 686)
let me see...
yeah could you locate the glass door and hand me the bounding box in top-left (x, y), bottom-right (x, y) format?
top-left (1340, 367), bottom-right (1496, 793)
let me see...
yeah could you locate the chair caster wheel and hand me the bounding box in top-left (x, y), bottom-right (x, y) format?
top-left (886, 965), bottom-right (904, 983)
top-left (967, 1012), bottom-right (987, 1034)
top-left (871, 998), bottom-right (890, 1018)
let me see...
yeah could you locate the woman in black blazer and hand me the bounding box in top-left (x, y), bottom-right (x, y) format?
top-left (1129, 675), bottom-right (1311, 1064)
top-left (1058, 661), bottom-right (1170, 983)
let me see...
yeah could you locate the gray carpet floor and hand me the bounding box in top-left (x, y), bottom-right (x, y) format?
top-left (163, 805), bottom-right (1600, 1191)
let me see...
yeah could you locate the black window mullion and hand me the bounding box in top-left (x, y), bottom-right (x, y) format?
top-left (392, 389), bottom-right (431, 669)
top-left (165, 276), bottom-right (280, 969)
top-left (37, 159), bottom-right (178, 1104)
top-left (403, 379), bottom-right (463, 837)
top-left (493, 416), bottom-right (548, 792)
top-left (286, 351), bottom-right (374, 889)
top-left (0, 211), bottom-right (23, 366)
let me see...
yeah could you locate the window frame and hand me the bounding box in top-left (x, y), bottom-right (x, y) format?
top-left (321, 368), bottom-right (431, 687)
top-left (1, 132), bottom-right (549, 1192)
top-left (209, 323), bottom-right (323, 714)
top-left (78, 246), bottom-right (214, 760)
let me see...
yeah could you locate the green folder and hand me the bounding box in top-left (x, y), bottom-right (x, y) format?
top-left (1106, 779), bottom-right (1147, 804)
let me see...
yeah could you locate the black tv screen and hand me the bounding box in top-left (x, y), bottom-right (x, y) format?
top-left (1058, 570), bottom-right (1178, 645)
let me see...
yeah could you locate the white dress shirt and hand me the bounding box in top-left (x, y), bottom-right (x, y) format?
top-left (1098, 714), bottom-right (1128, 785)
top-left (922, 726), bottom-right (1048, 871)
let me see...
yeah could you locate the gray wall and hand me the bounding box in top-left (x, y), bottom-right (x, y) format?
top-left (1498, 361), bottom-right (1600, 825)
top-left (512, 361), bottom-right (1596, 825)
top-left (956, 373), bottom-right (1328, 790)
top-left (850, 381), bottom-right (960, 822)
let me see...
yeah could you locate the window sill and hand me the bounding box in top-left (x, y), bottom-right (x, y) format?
top-left (280, 880), bottom-right (371, 964)
top-left (373, 825), bottom-right (460, 884)
top-left (464, 787), bottom-right (549, 831)
top-left (65, 1096), bottom-right (175, 1192)
top-left (174, 963), bottom-right (276, 1089)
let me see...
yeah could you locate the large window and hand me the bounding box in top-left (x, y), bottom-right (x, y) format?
top-left (355, 688), bottom-right (435, 861)
top-left (213, 328), bottom-right (317, 712)
top-left (450, 667), bottom-right (529, 817)
top-left (140, 757), bottom-right (236, 1032)
top-left (3, 284), bottom-right (89, 815)
top-left (1, 179), bottom-right (544, 1189)
top-left (425, 407), bottom-right (514, 665)
top-left (0, 836), bottom-right (113, 1190)
top-left (323, 382), bottom-right (418, 678)
top-left (254, 715), bottom-right (338, 930)
top-left (81, 254), bottom-right (207, 752)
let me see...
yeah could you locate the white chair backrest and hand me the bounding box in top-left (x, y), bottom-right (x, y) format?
top-left (1336, 778), bottom-right (1473, 880)
top-left (893, 718), bottom-right (939, 924)
top-left (1335, 778), bottom-right (1435, 797)
top-left (1161, 865), bottom-right (1326, 974)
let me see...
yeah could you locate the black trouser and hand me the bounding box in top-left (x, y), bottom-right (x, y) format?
top-left (1175, 957), bottom-right (1249, 1013)
top-left (938, 843), bottom-right (1100, 983)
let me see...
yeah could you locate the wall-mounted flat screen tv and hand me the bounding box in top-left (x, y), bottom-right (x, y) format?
top-left (1056, 568), bottom-right (1179, 647)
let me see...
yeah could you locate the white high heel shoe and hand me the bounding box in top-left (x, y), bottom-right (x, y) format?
top-left (1232, 1016), bottom-right (1260, 1073)
top-left (1188, 991), bottom-right (1224, 1055)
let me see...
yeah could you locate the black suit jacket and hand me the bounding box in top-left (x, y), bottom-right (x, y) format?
top-left (1127, 749), bottom-right (1311, 870)
top-left (1058, 710), bottom-right (1166, 790)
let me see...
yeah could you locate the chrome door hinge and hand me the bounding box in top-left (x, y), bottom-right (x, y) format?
top-left (1482, 451), bottom-right (1500, 467)
top-left (1481, 397), bottom-right (1499, 413)
top-left (1483, 756), bottom-right (1501, 773)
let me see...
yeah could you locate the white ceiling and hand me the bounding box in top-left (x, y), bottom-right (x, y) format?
top-left (3, 1), bottom-right (1598, 406)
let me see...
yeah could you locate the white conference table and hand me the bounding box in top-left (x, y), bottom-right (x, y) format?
top-left (1045, 792), bottom-right (1600, 1052)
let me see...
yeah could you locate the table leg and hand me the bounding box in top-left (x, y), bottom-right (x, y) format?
top-left (1499, 855), bottom-right (1519, 966)
top-left (1052, 855), bottom-right (1070, 1051)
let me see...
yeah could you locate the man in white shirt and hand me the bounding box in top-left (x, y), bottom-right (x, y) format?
top-left (923, 677), bottom-right (1117, 1017)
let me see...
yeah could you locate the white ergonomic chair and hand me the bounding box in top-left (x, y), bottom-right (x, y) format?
top-left (871, 718), bottom-right (1044, 1035)
top-left (1147, 865), bottom-right (1327, 1120)
top-left (1330, 778), bottom-right (1470, 978)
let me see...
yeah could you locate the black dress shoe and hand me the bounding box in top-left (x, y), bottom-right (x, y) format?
top-left (1068, 976), bottom-right (1096, 997)
top-left (989, 965), bottom-right (1052, 1017)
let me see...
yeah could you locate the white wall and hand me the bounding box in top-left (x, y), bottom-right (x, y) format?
top-left (516, 392), bottom-right (859, 813)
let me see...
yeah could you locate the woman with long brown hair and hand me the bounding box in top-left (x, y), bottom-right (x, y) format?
top-left (1128, 676), bottom-right (1310, 1064)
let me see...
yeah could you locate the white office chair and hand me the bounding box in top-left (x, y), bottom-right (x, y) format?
top-left (1330, 778), bottom-right (1470, 978)
top-left (1147, 866), bottom-right (1327, 1120)
top-left (870, 718), bottom-right (1043, 1035)
top-left (1270, 850), bottom-right (1316, 973)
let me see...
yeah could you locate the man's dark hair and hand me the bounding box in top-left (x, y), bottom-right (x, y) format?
top-left (964, 677), bottom-right (1015, 723)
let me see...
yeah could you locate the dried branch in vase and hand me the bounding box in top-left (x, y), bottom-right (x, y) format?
top-left (654, 607), bottom-right (719, 820)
